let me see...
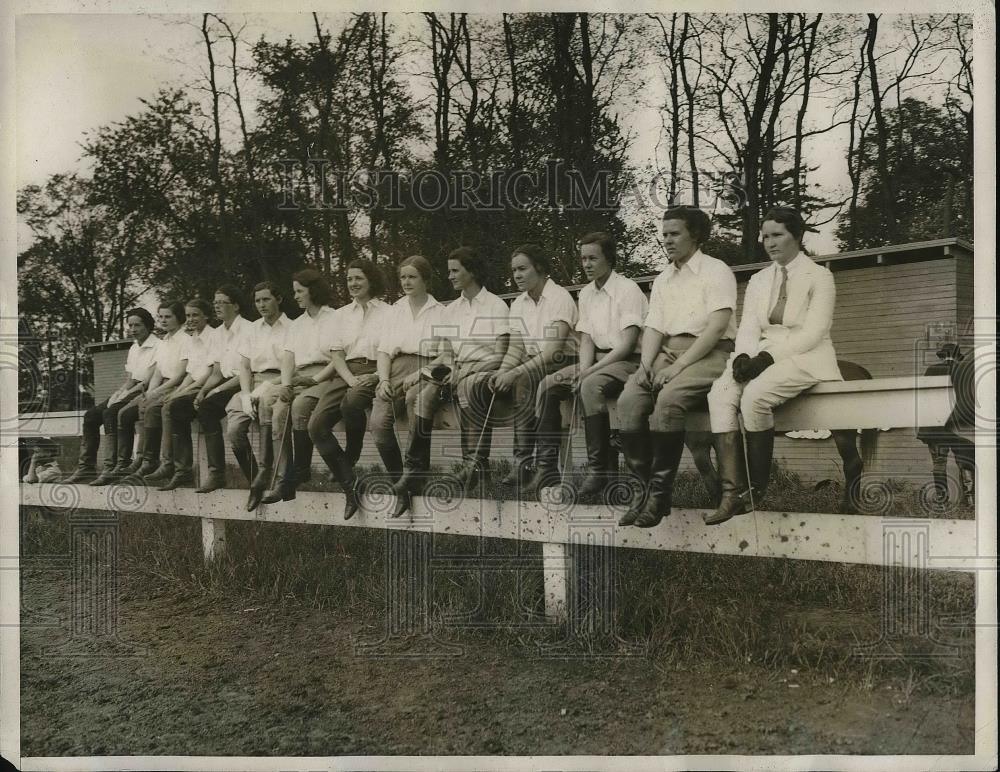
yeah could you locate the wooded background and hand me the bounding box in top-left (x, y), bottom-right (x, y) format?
top-left (16, 12), bottom-right (974, 409)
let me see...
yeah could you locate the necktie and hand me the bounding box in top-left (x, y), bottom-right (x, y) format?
top-left (769, 266), bottom-right (788, 325)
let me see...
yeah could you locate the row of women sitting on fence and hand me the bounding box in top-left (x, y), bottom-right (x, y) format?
top-left (65, 206), bottom-right (841, 528)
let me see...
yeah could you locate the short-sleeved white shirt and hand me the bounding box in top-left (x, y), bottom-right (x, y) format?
top-left (213, 315), bottom-right (252, 378)
top-left (182, 325), bottom-right (218, 381)
top-left (508, 278), bottom-right (578, 356)
top-left (330, 298), bottom-right (391, 361)
top-left (377, 295), bottom-right (446, 359)
top-left (239, 314), bottom-right (292, 372)
top-left (125, 334), bottom-right (160, 383)
top-left (644, 250), bottom-right (738, 339)
top-left (153, 328), bottom-right (190, 380)
top-left (440, 287), bottom-right (510, 364)
top-left (283, 305), bottom-right (336, 367)
top-left (576, 271), bottom-right (648, 352)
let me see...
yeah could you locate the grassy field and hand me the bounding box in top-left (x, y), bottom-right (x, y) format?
top-left (22, 462), bottom-right (976, 695)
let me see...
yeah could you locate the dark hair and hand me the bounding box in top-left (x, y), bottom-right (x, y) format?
top-left (252, 281), bottom-right (283, 302)
top-left (761, 207), bottom-right (808, 243)
top-left (292, 267), bottom-right (333, 306)
top-left (346, 259), bottom-right (387, 299)
top-left (511, 243), bottom-right (550, 275)
top-left (578, 232), bottom-right (617, 268)
top-left (184, 298), bottom-right (212, 318)
top-left (214, 284), bottom-right (249, 316)
top-left (125, 308), bottom-right (155, 333)
top-left (158, 300), bottom-right (187, 324)
top-left (399, 255), bottom-right (434, 286)
top-left (662, 206), bottom-right (712, 245)
top-left (448, 246), bottom-right (490, 287)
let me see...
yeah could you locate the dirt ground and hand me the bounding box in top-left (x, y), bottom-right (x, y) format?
top-left (19, 565), bottom-right (974, 758)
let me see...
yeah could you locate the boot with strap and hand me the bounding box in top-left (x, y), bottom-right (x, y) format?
top-left (246, 425), bottom-right (274, 511)
top-left (391, 416), bottom-right (433, 518)
top-left (704, 431), bottom-right (751, 526)
top-left (617, 429), bottom-right (651, 526)
top-left (158, 428), bottom-right (194, 491)
top-left (195, 431), bottom-right (228, 493)
top-left (343, 409), bottom-right (367, 469)
top-left (576, 413), bottom-right (613, 497)
top-left (633, 431), bottom-right (686, 528)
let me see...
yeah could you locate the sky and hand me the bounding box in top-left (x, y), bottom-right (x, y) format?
top-left (14, 12), bottom-right (958, 257)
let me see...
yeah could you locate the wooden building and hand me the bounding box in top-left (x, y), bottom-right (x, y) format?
top-left (84, 237), bottom-right (973, 488)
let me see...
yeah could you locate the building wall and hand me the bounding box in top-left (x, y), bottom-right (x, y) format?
top-left (91, 346), bottom-right (131, 404)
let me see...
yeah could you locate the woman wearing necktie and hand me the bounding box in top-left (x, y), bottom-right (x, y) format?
top-left (705, 207), bottom-right (842, 525)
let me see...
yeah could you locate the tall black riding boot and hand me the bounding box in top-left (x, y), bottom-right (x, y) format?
top-left (577, 413), bottom-right (612, 497)
top-left (391, 416), bottom-right (433, 518)
top-left (89, 429), bottom-right (121, 486)
top-left (375, 438), bottom-right (404, 483)
top-left (500, 406), bottom-right (536, 488)
top-left (262, 423), bottom-right (297, 504)
top-left (745, 428), bottom-right (774, 504)
top-left (315, 433), bottom-right (361, 520)
top-left (195, 431), bottom-right (228, 493)
top-left (525, 393), bottom-right (563, 496)
top-left (617, 429), bottom-right (651, 526)
top-left (246, 426), bottom-right (273, 511)
top-left (343, 410), bottom-right (367, 469)
top-left (293, 429), bottom-right (313, 485)
top-left (66, 417), bottom-right (100, 482)
top-left (142, 426), bottom-right (172, 482)
top-left (634, 431), bottom-right (686, 528)
top-left (159, 429), bottom-right (194, 491)
top-left (705, 431), bottom-right (750, 526)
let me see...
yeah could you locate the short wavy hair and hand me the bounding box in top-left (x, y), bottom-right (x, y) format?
top-left (578, 231), bottom-right (617, 268)
top-left (346, 259), bottom-right (387, 299)
top-left (510, 243), bottom-right (550, 275)
top-left (762, 206), bottom-right (808, 244)
top-left (448, 246), bottom-right (490, 288)
top-left (292, 267), bottom-right (333, 306)
top-left (662, 206), bottom-right (712, 245)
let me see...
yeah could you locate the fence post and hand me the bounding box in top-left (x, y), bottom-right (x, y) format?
top-left (201, 518), bottom-right (226, 563)
top-left (542, 542), bottom-right (569, 621)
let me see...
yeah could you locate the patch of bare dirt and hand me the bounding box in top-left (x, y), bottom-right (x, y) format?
top-left (20, 567), bottom-right (973, 757)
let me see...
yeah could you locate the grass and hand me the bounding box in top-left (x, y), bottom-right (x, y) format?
top-left (19, 459), bottom-right (976, 696)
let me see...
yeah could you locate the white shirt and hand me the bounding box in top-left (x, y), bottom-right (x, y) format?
top-left (645, 250), bottom-right (738, 339)
top-left (508, 278), bottom-right (578, 356)
top-left (214, 315), bottom-right (251, 378)
top-left (440, 287), bottom-right (510, 364)
top-left (125, 334), bottom-right (160, 382)
top-left (182, 325), bottom-right (218, 382)
top-left (330, 298), bottom-right (391, 361)
top-left (377, 295), bottom-right (446, 359)
top-left (284, 305), bottom-right (336, 367)
top-left (153, 328), bottom-right (190, 380)
top-left (576, 270), bottom-right (648, 352)
top-left (240, 314), bottom-right (292, 372)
